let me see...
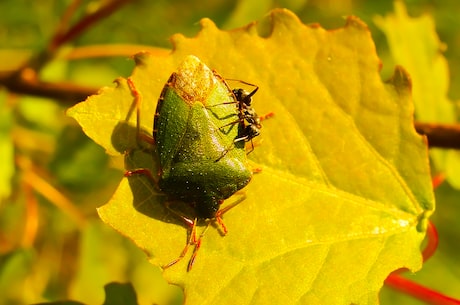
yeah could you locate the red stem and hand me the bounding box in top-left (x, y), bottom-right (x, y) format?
top-left (391, 221), bottom-right (439, 275)
top-left (431, 173), bottom-right (446, 189)
top-left (422, 221), bottom-right (439, 263)
top-left (384, 222), bottom-right (460, 304)
top-left (385, 274), bottom-right (460, 305)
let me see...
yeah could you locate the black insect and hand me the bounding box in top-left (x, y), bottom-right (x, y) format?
top-left (232, 87), bottom-right (262, 145)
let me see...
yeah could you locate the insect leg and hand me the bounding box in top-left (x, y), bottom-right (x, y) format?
top-left (214, 193), bottom-right (247, 234)
top-left (259, 112), bottom-right (275, 122)
top-left (187, 223), bottom-right (210, 271)
top-left (127, 78), bottom-right (155, 147)
top-left (162, 217), bottom-right (197, 270)
top-left (159, 209), bottom-right (211, 272)
top-left (124, 168), bottom-right (161, 192)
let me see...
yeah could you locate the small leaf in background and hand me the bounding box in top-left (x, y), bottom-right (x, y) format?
top-left (68, 222), bottom-right (128, 304)
top-left (222, 0), bottom-right (272, 29)
top-left (49, 126), bottom-right (112, 191)
top-left (102, 282), bottom-right (138, 305)
top-left (69, 9), bottom-right (434, 305)
top-left (68, 221), bottom-right (181, 305)
top-left (374, 1), bottom-right (460, 188)
top-left (0, 250), bottom-right (35, 302)
top-left (33, 301), bottom-right (86, 305)
top-left (0, 91), bottom-right (14, 200)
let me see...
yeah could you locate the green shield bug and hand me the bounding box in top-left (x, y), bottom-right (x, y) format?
top-left (125, 55), bottom-right (265, 271)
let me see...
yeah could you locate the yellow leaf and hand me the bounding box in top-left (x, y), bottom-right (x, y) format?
top-left (68, 9), bottom-right (434, 305)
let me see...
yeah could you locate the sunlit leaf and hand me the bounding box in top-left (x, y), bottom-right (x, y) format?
top-left (374, 1), bottom-right (460, 188)
top-left (69, 9), bottom-right (434, 305)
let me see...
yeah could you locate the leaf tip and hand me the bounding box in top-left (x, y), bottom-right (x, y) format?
top-left (133, 52), bottom-right (152, 67)
top-left (272, 8), bottom-right (302, 24)
top-left (199, 17), bottom-right (218, 30)
top-left (388, 65), bottom-right (413, 95)
top-left (345, 15), bottom-right (370, 32)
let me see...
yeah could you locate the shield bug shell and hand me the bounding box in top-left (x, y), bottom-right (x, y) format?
top-left (126, 55), bottom-right (264, 270)
top-left (153, 55), bottom-right (253, 219)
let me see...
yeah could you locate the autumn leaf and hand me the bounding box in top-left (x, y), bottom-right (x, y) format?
top-left (68, 9), bottom-right (434, 305)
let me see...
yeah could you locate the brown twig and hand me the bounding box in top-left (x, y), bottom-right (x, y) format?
top-left (49, 0), bottom-right (133, 52)
top-left (50, 0), bottom-right (83, 50)
top-left (0, 0), bottom-right (135, 105)
top-left (415, 122), bottom-right (460, 149)
top-left (49, 0), bottom-right (83, 45)
top-left (0, 69), bottom-right (97, 105)
top-left (3, 68), bottom-right (460, 139)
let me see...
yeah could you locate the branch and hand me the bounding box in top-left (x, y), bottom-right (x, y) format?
top-left (415, 122), bottom-right (460, 149)
top-left (0, 0), bottom-right (135, 105)
top-left (0, 69), bottom-right (97, 105)
top-left (49, 0), bottom-right (134, 52)
top-left (3, 71), bottom-right (460, 136)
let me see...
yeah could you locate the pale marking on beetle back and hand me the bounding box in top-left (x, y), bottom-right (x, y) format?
top-left (171, 55), bottom-right (218, 105)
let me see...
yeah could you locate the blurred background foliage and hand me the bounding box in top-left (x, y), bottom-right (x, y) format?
top-left (0, 0), bottom-right (459, 304)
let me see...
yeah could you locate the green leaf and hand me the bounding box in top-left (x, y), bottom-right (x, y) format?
top-left (222, 0), bottom-right (272, 29)
top-left (67, 221), bottom-right (181, 305)
top-left (68, 222), bottom-right (128, 304)
top-left (0, 91), bottom-right (14, 200)
top-left (374, 1), bottom-right (460, 188)
top-left (102, 282), bottom-right (138, 305)
top-left (33, 301), bottom-right (86, 305)
top-left (68, 9), bottom-right (434, 305)
top-left (374, 1), bottom-right (455, 124)
top-left (49, 126), bottom-right (111, 190)
top-left (0, 249), bottom-right (35, 303)
top-left (31, 283), bottom-right (139, 305)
